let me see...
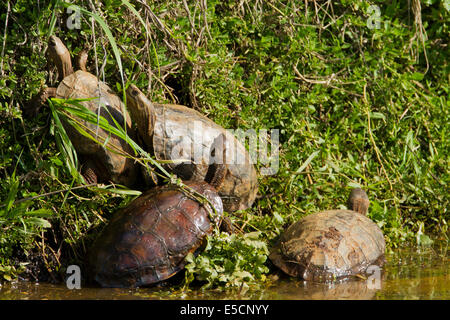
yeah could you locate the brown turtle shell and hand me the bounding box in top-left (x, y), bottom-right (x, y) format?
top-left (56, 70), bottom-right (139, 186)
top-left (151, 103), bottom-right (258, 212)
top-left (87, 181), bottom-right (223, 287)
top-left (269, 209), bottom-right (385, 282)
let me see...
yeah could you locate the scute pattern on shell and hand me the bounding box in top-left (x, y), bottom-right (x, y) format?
top-left (269, 210), bottom-right (385, 282)
top-left (152, 103), bottom-right (258, 212)
top-left (87, 181), bottom-right (223, 288)
top-left (56, 70), bottom-right (139, 187)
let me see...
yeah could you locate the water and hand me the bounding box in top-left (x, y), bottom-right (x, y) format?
top-left (0, 242), bottom-right (448, 300)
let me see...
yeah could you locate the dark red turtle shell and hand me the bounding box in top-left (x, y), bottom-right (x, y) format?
top-left (87, 181), bottom-right (223, 287)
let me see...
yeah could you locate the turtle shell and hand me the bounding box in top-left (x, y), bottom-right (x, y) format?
top-left (269, 210), bottom-right (385, 282)
top-left (87, 181), bottom-right (223, 288)
top-left (151, 103), bottom-right (258, 212)
top-left (56, 70), bottom-right (139, 187)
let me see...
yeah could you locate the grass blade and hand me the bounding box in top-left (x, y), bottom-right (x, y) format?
top-left (58, 3), bottom-right (125, 91)
top-left (295, 151), bottom-right (319, 174)
top-left (48, 99), bottom-right (80, 181)
top-left (121, 0), bottom-right (160, 76)
top-left (51, 97), bottom-right (173, 180)
top-left (47, 0), bottom-right (61, 37)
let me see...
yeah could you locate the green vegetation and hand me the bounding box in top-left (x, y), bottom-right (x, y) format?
top-left (0, 0), bottom-right (448, 288)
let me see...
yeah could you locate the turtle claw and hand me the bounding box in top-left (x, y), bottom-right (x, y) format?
top-left (220, 216), bottom-right (237, 234)
top-left (82, 165), bottom-right (98, 185)
top-left (142, 166), bottom-right (158, 187)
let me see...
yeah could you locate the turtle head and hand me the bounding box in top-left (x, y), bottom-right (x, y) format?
top-left (347, 188), bottom-right (369, 215)
top-left (126, 84), bottom-right (143, 100)
top-left (75, 50), bottom-right (88, 72)
top-left (48, 35), bottom-right (73, 80)
top-left (126, 84), bottom-right (156, 150)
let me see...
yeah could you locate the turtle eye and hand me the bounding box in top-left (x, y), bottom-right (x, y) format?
top-left (132, 89), bottom-right (139, 96)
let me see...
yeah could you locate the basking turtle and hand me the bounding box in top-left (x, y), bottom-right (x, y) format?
top-left (27, 35), bottom-right (140, 187)
top-left (269, 188), bottom-right (385, 282)
top-left (126, 84), bottom-right (258, 212)
top-left (87, 134), bottom-right (228, 287)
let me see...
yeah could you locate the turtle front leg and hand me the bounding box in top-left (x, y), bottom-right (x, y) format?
top-left (24, 87), bottom-right (57, 117)
top-left (220, 216), bottom-right (237, 234)
top-left (81, 159), bottom-right (99, 185)
top-left (141, 165), bottom-right (159, 188)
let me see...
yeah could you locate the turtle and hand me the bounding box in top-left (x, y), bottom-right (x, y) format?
top-left (125, 84), bottom-right (258, 212)
top-left (87, 133), bottom-right (229, 287)
top-left (269, 188), bottom-right (385, 282)
top-left (26, 35), bottom-right (141, 187)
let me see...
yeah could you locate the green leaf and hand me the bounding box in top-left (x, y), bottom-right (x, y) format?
top-left (25, 217), bottom-right (52, 228)
top-left (3, 274), bottom-right (12, 281)
top-left (4, 176), bottom-right (19, 214)
top-left (92, 186), bottom-right (142, 196)
top-left (295, 151), bottom-right (319, 174)
top-left (417, 234), bottom-right (434, 246)
top-left (23, 209), bottom-right (54, 218)
top-left (3, 151), bottom-right (23, 215)
top-left (410, 72), bottom-right (424, 81)
top-left (48, 99), bottom-right (80, 181)
top-left (370, 112), bottom-right (386, 121)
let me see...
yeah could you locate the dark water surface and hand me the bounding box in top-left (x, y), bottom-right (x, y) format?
top-left (0, 242), bottom-right (448, 300)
